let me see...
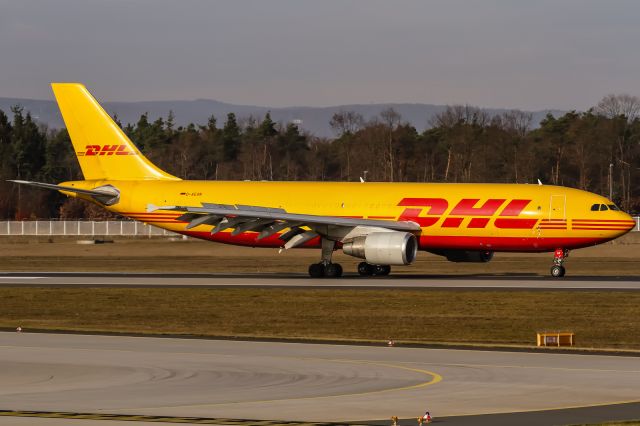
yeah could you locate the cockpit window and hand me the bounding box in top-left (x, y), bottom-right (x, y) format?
top-left (591, 203), bottom-right (618, 212)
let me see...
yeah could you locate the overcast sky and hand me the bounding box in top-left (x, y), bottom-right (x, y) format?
top-left (1, 0), bottom-right (638, 110)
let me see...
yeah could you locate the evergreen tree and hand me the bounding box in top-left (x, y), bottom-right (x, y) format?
top-left (222, 113), bottom-right (240, 161)
top-left (0, 109), bottom-right (14, 218)
top-left (11, 107), bottom-right (46, 180)
top-left (259, 112), bottom-right (277, 138)
top-left (0, 109), bottom-right (13, 177)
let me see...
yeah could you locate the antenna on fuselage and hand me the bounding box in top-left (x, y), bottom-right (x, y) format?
top-left (537, 179), bottom-right (543, 185)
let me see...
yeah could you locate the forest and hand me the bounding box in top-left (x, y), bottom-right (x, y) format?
top-left (0, 94), bottom-right (639, 219)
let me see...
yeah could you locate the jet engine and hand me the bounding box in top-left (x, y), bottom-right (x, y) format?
top-left (342, 232), bottom-right (417, 265)
top-left (434, 250), bottom-right (494, 263)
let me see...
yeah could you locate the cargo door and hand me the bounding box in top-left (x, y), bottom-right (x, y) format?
top-left (549, 195), bottom-right (566, 220)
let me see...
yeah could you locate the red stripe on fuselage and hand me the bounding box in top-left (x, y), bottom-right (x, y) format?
top-left (120, 212), bottom-right (181, 217)
top-left (494, 218), bottom-right (538, 229)
top-left (419, 235), bottom-right (610, 252)
top-left (178, 229), bottom-right (610, 253)
top-left (573, 227), bottom-right (632, 230)
top-left (573, 219), bottom-right (635, 223)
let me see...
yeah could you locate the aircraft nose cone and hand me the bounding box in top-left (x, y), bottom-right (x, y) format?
top-left (616, 211), bottom-right (637, 234)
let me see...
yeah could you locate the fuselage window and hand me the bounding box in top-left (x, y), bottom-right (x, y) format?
top-left (599, 204), bottom-right (609, 211)
top-left (608, 204), bottom-right (620, 211)
top-left (591, 204), bottom-right (599, 211)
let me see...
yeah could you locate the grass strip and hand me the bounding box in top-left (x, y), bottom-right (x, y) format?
top-left (2, 288), bottom-right (640, 349)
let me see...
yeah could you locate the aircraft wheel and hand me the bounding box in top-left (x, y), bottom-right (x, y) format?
top-left (324, 263), bottom-right (343, 278)
top-left (308, 263), bottom-right (325, 278)
top-left (373, 265), bottom-right (391, 276)
top-left (358, 262), bottom-right (373, 276)
top-left (550, 265), bottom-right (565, 278)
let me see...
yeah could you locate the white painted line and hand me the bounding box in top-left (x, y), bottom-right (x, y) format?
top-left (0, 277), bottom-right (43, 280)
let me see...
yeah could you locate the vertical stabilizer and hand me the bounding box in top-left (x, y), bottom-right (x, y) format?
top-left (51, 83), bottom-right (179, 181)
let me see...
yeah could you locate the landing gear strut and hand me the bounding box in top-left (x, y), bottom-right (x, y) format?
top-left (550, 248), bottom-right (568, 278)
top-left (357, 262), bottom-right (391, 276)
top-left (308, 238), bottom-right (343, 278)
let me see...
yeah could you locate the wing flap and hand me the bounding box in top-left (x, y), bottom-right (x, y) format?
top-left (148, 203), bottom-right (419, 232)
top-left (284, 231), bottom-right (318, 249)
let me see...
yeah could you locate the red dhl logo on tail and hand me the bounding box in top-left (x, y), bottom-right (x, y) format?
top-left (398, 198), bottom-right (538, 229)
top-left (77, 145), bottom-right (137, 156)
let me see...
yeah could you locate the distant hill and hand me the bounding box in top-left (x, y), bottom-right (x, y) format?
top-left (0, 97), bottom-right (564, 138)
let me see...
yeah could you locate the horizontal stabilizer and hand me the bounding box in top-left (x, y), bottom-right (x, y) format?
top-left (9, 180), bottom-right (120, 205)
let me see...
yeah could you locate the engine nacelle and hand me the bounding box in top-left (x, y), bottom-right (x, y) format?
top-left (435, 250), bottom-right (494, 263)
top-left (342, 232), bottom-right (418, 265)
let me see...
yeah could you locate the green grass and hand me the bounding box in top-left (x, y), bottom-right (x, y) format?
top-left (2, 288), bottom-right (640, 349)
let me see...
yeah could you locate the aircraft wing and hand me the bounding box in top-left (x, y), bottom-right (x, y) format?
top-left (148, 202), bottom-right (420, 249)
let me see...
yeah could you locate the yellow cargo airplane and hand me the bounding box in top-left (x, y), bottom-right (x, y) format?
top-left (11, 84), bottom-right (637, 278)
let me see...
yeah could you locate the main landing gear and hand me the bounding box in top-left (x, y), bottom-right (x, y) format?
top-left (307, 238), bottom-right (392, 278)
top-left (308, 239), bottom-right (343, 278)
top-left (550, 248), bottom-right (569, 278)
top-left (358, 262), bottom-right (391, 276)
top-left (308, 262), bottom-right (343, 278)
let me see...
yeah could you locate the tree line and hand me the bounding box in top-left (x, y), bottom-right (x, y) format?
top-left (0, 94), bottom-right (639, 219)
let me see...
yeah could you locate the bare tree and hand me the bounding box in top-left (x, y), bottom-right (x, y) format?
top-left (433, 105), bottom-right (488, 182)
top-left (501, 110), bottom-right (532, 182)
top-left (329, 110), bottom-right (364, 136)
top-left (380, 108), bottom-right (402, 181)
top-left (595, 94), bottom-right (640, 208)
top-left (595, 94), bottom-right (640, 122)
top-left (330, 111), bottom-right (364, 180)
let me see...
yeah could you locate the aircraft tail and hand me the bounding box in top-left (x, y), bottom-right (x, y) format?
top-left (51, 83), bottom-right (179, 181)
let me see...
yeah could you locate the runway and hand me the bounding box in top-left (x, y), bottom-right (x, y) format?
top-left (1, 332), bottom-right (639, 425)
top-left (1, 272), bottom-right (640, 290)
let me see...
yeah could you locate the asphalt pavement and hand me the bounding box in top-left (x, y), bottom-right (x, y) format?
top-left (0, 332), bottom-right (639, 425)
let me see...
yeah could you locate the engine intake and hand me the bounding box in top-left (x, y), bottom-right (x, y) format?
top-left (342, 232), bottom-right (417, 265)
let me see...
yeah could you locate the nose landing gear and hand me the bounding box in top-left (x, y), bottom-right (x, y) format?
top-left (550, 248), bottom-right (569, 278)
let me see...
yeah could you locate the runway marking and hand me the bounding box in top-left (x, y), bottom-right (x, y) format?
top-left (0, 410), bottom-right (348, 425)
top-left (2, 341), bottom-right (639, 376)
top-left (126, 358), bottom-right (442, 411)
top-left (398, 360), bottom-right (640, 374)
top-left (377, 359), bottom-right (640, 417)
top-left (323, 358), bottom-right (443, 392)
top-left (0, 277), bottom-right (42, 280)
